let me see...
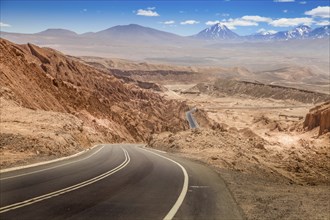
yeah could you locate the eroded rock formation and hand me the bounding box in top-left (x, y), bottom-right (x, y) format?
top-left (304, 102), bottom-right (330, 135)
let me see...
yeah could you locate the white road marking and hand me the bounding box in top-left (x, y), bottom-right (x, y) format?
top-left (0, 144), bottom-right (101, 174)
top-left (0, 146), bottom-right (105, 180)
top-left (140, 147), bottom-right (189, 220)
top-left (147, 148), bottom-right (167, 154)
top-left (190, 186), bottom-right (209, 188)
top-left (0, 148), bottom-right (130, 214)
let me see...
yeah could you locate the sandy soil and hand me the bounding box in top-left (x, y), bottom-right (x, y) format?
top-left (0, 39), bottom-right (191, 168)
top-left (0, 98), bottom-right (105, 168)
top-left (1, 38), bottom-right (329, 219)
top-left (148, 84), bottom-right (330, 220)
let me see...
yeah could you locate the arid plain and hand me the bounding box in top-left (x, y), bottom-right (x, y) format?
top-left (1, 27), bottom-right (329, 219)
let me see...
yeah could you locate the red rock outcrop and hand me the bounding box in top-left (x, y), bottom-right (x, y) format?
top-left (303, 102), bottom-right (330, 135)
top-left (0, 38), bottom-right (189, 142)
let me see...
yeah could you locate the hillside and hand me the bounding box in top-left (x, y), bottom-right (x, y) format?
top-left (0, 38), bottom-right (190, 167)
top-left (187, 79), bottom-right (330, 104)
top-left (149, 80), bottom-right (330, 220)
top-left (2, 25), bottom-right (329, 80)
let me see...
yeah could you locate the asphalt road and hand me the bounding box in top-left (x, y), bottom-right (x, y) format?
top-left (0, 144), bottom-right (243, 220)
top-left (186, 109), bottom-right (199, 129)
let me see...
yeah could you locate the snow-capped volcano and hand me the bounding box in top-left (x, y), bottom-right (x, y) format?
top-left (244, 30), bottom-right (277, 41)
top-left (273, 25), bottom-right (312, 40)
top-left (309, 25), bottom-right (330, 39)
top-left (245, 25), bottom-right (325, 41)
top-left (257, 30), bottom-right (278, 36)
top-left (194, 23), bottom-right (240, 40)
top-left (258, 31), bottom-right (273, 36)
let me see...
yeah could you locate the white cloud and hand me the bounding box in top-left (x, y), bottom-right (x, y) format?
top-left (241, 15), bottom-right (272, 22)
top-left (180, 20), bottom-right (200, 25)
top-left (223, 18), bottom-right (259, 29)
top-left (305, 6), bottom-right (330, 18)
top-left (299, 1), bottom-right (307, 4)
top-left (257, 28), bottom-right (278, 34)
top-left (274, 0), bottom-right (295, 2)
top-left (147, 7), bottom-right (156, 10)
top-left (206, 17), bottom-right (260, 29)
top-left (162, 20), bottom-right (175, 25)
top-left (283, 9), bottom-right (288, 13)
top-left (136, 9), bottom-right (159, 17)
top-left (269, 17), bottom-right (314, 27)
top-left (0, 22), bottom-right (11, 27)
top-left (205, 20), bottom-right (220, 25)
top-left (315, 20), bottom-right (330, 26)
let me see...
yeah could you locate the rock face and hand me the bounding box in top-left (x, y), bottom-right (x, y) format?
top-left (0, 38), bottom-right (189, 142)
top-left (303, 102), bottom-right (330, 135)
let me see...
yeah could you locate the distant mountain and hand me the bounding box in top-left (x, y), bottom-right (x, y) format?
top-left (309, 25), bottom-right (330, 39)
top-left (193, 23), bottom-right (328, 41)
top-left (36, 28), bottom-right (78, 37)
top-left (273, 25), bottom-right (312, 40)
top-left (245, 25), bottom-right (329, 41)
top-left (83, 24), bottom-right (185, 44)
top-left (257, 30), bottom-right (277, 36)
top-left (245, 30), bottom-right (277, 41)
top-left (1, 24), bottom-right (329, 47)
top-left (194, 23), bottom-right (240, 40)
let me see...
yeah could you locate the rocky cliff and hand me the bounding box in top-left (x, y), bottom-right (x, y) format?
top-left (0, 38), bottom-right (189, 143)
top-left (303, 102), bottom-right (330, 135)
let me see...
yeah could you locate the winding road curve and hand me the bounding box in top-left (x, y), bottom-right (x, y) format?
top-left (186, 108), bottom-right (199, 129)
top-left (0, 144), bottom-right (243, 220)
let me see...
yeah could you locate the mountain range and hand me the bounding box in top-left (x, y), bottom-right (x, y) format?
top-left (245, 25), bottom-right (330, 41)
top-left (197, 24), bottom-right (330, 41)
top-left (1, 23), bottom-right (329, 43)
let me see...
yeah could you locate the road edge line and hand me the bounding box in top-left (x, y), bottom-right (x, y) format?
top-left (0, 144), bottom-right (102, 174)
top-left (0, 148), bottom-right (130, 213)
top-left (139, 147), bottom-right (189, 220)
top-left (0, 146), bottom-right (105, 180)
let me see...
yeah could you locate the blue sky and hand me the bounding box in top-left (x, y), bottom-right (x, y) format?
top-left (0, 0), bottom-right (329, 36)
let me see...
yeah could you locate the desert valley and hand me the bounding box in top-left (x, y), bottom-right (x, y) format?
top-left (1, 3), bottom-right (330, 219)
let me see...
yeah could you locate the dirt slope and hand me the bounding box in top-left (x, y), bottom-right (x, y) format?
top-left (75, 56), bottom-right (253, 84)
top-left (151, 83), bottom-right (330, 220)
top-left (148, 124), bottom-right (330, 220)
top-left (256, 66), bottom-right (329, 84)
top-left (0, 38), bottom-right (190, 167)
top-left (188, 79), bottom-right (330, 104)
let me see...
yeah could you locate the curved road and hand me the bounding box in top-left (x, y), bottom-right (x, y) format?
top-left (0, 144), bottom-right (243, 220)
top-left (186, 109), bottom-right (199, 129)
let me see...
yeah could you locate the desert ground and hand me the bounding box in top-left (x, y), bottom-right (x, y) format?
top-left (0, 39), bottom-right (189, 167)
top-left (1, 38), bottom-right (329, 219)
top-left (148, 83), bottom-right (330, 220)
